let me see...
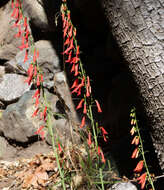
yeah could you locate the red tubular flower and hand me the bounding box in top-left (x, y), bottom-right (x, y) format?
top-left (58, 143), bottom-right (62, 153)
top-left (137, 172), bottom-right (147, 189)
top-left (86, 76), bottom-right (91, 97)
top-left (35, 96), bottom-right (39, 107)
top-left (70, 56), bottom-right (80, 64)
top-left (32, 108), bottom-right (39, 117)
top-left (64, 37), bottom-right (70, 46)
top-left (25, 64), bottom-right (34, 85)
top-left (87, 132), bottom-right (92, 146)
top-left (71, 63), bottom-right (75, 73)
top-left (40, 74), bottom-right (43, 83)
top-left (27, 64), bottom-right (34, 77)
top-left (76, 99), bottom-right (84, 110)
top-left (11, 0), bottom-right (14, 8)
top-left (15, 7), bottom-right (19, 19)
top-left (63, 37), bottom-right (74, 54)
top-left (34, 66), bottom-right (37, 77)
top-left (40, 130), bottom-right (45, 140)
top-left (74, 64), bottom-right (79, 76)
top-left (131, 147), bottom-right (139, 159)
top-left (87, 76), bottom-right (90, 87)
top-left (65, 51), bottom-right (72, 63)
top-left (95, 100), bottom-right (102, 113)
top-left (76, 45), bottom-right (80, 55)
top-left (24, 50), bottom-right (28, 63)
top-left (35, 125), bottom-right (44, 135)
top-left (83, 103), bottom-right (87, 114)
top-left (100, 150), bottom-right (106, 163)
top-left (37, 75), bottom-right (40, 87)
top-left (25, 42), bottom-right (29, 49)
top-left (131, 136), bottom-right (140, 145)
top-left (33, 49), bottom-right (36, 63)
top-left (100, 127), bottom-right (108, 142)
top-left (15, 0), bottom-right (20, 8)
top-left (77, 88), bottom-right (81, 96)
top-left (25, 28), bottom-right (29, 39)
top-left (86, 87), bottom-right (90, 97)
top-left (24, 17), bottom-right (27, 28)
top-left (72, 77), bottom-right (85, 94)
top-left (74, 28), bottom-right (76, 37)
top-left (11, 7), bottom-right (17, 17)
top-left (18, 44), bottom-right (26, 50)
top-left (130, 126), bottom-right (135, 136)
top-left (43, 106), bottom-right (47, 120)
top-left (32, 89), bottom-right (40, 98)
top-left (36, 50), bottom-right (39, 59)
top-left (80, 116), bottom-right (85, 128)
top-left (134, 160), bottom-right (144, 173)
top-left (98, 146), bottom-right (101, 155)
top-left (24, 75), bottom-right (32, 85)
top-left (68, 25), bottom-right (73, 37)
top-left (100, 127), bottom-right (108, 135)
top-left (71, 79), bottom-right (79, 89)
top-left (97, 146), bottom-right (105, 163)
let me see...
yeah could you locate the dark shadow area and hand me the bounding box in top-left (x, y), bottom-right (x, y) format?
top-left (0, 0), bottom-right (9, 7)
top-left (1, 133), bottom-right (41, 148)
top-left (0, 59), bottom-right (8, 65)
top-left (31, 0), bottom-right (163, 189)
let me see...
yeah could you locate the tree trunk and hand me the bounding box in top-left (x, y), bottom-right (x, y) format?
top-left (102, 0), bottom-right (164, 170)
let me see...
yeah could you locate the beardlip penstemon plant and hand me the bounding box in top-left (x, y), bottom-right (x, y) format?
top-left (10, 0), bottom-right (109, 189)
top-left (61, 0), bottom-right (108, 161)
top-left (10, 0), bottom-right (67, 189)
top-left (130, 108), bottom-right (155, 190)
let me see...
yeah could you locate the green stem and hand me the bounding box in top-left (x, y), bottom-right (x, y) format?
top-left (89, 105), bottom-right (98, 148)
top-left (134, 110), bottom-right (155, 190)
top-left (43, 92), bottom-right (66, 190)
top-left (47, 113), bottom-right (66, 190)
top-left (100, 168), bottom-right (105, 190)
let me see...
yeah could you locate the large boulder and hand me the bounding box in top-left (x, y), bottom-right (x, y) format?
top-left (0, 90), bottom-right (57, 142)
top-left (0, 74), bottom-right (31, 103)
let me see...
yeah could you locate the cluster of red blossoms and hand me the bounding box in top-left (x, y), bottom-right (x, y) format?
top-left (61, 1), bottom-right (108, 163)
top-left (130, 110), bottom-right (147, 189)
top-left (11, 0), bottom-right (45, 140)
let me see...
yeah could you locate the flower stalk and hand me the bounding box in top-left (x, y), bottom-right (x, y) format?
top-left (61, 0), bottom-right (108, 163)
top-left (130, 108), bottom-right (155, 190)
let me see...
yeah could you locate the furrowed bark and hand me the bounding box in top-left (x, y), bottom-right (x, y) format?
top-left (103, 0), bottom-right (164, 170)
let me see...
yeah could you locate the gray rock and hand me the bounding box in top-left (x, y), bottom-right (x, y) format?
top-left (0, 90), bottom-right (56, 142)
top-left (0, 74), bottom-right (30, 102)
top-left (109, 182), bottom-right (138, 190)
top-left (0, 136), bottom-right (17, 160)
top-left (0, 90), bottom-right (38, 142)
